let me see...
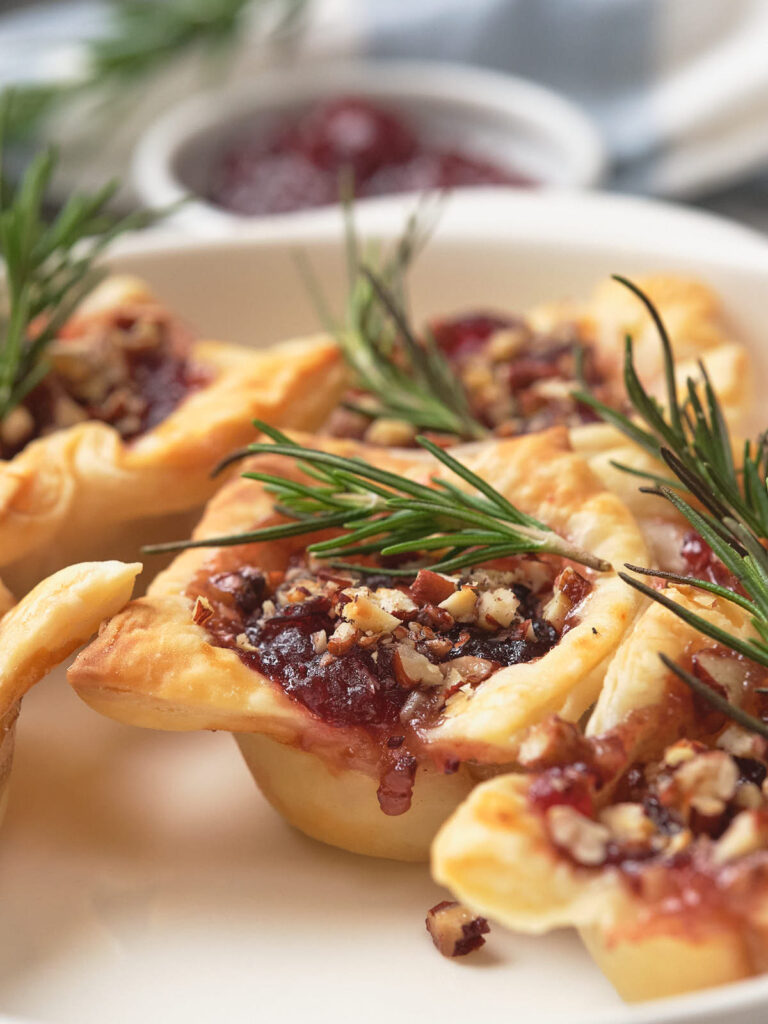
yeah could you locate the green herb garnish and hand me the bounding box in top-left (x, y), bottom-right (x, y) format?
top-left (8, 0), bottom-right (307, 140)
top-left (144, 420), bottom-right (610, 574)
top-left (585, 275), bottom-right (768, 729)
top-left (298, 196), bottom-right (488, 442)
top-left (0, 93), bottom-right (160, 421)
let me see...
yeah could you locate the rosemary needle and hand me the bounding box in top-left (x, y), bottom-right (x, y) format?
top-left (659, 654), bottom-right (768, 741)
top-left (144, 420), bottom-right (610, 574)
top-left (0, 91), bottom-right (161, 422)
top-left (300, 195), bottom-right (488, 442)
top-left (583, 275), bottom-right (768, 736)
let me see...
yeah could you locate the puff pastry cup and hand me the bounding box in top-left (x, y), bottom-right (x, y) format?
top-left (68, 427), bottom-right (646, 862)
top-left (317, 273), bottom-right (751, 534)
top-left (433, 584), bottom-right (768, 1002)
top-left (0, 559), bottom-right (140, 826)
top-left (0, 274), bottom-right (343, 595)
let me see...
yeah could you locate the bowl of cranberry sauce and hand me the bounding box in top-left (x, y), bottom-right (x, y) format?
top-left (133, 60), bottom-right (605, 234)
top-left (207, 95), bottom-right (529, 217)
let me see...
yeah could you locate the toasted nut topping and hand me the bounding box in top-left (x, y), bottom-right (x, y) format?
top-left (327, 620), bottom-right (358, 656)
top-left (311, 630), bottom-right (328, 655)
top-left (412, 569), bottom-right (457, 606)
top-left (0, 404), bottom-right (34, 448)
top-left (342, 593), bottom-right (400, 634)
top-left (712, 811), bottom-right (768, 865)
top-left (599, 803), bottom-right (655, 844)
top-left (476, 588), bottom-right (520, 630)
top-left (487, 325), bottom-right (530, 361)
top-left (374, 587), bottom-right (418, 616)
top-left (717, 725), bottom-right (767, 760)
top-left (236, 632), bottom-right (258, 653)
top-left (446, 655), bottom-right (496, 687)
top-left (665, 829), bottom-right (693, 855)
top-left (540, 589), bottom-right (572, 633)
top-left (735, 782), bottom-right (764, 810)
top-left (438, 585), bottom-right (478, 622)
top-left (675, 750), bottom-right (738, 816)
top-left (663, 740), bottom-right (698, 768)
top-left (394, 645), bottom-right (444, 688)
top-left (364, 417), bottom-right (417, 447)
top-left (693, 650), bottom-right (750, 703)
top-left (546, 805), bottom-right (610, 866)
top-left (425, 901), bottom-right (490, 958)
top-left (192, 595), bottom-right (214, 626)
top-left (555, 565), bottom-right (591, 605)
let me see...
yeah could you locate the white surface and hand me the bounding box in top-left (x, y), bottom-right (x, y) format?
top-left (132, 59), bottom-right (606, 236)
top-left (2, 190), bottom-right (768, 1023)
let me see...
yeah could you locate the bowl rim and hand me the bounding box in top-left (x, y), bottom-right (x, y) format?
top-left (131, 57), bottom-right (607, 235)
top-left (112, 187), bottom-right (768, 272)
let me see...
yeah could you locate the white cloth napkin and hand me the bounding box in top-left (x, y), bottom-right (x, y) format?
top-left (352, 0), bottom-right (768, 196)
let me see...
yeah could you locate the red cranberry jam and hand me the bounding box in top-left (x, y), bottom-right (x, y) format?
top-left (324, 311), bottom-right (619, 446)
top-left (208, 96), bottom-right (530, 216)
top-left (680, 530), bottom-right (743, 592)
top-left (0, 301), bottom-right (211, 459)
top-left (192, 558), bottom-right (592, 815)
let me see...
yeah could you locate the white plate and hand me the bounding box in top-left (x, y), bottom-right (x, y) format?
top-left (3, 191), bottom-right (768, 1024)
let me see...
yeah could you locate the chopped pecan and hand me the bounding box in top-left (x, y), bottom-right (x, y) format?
top-left (192, 595), bottom-right (214, 626)
top-left (411, 569), bottom-right (456, 606)
top-left (426, 901), bottom-right (490, 958)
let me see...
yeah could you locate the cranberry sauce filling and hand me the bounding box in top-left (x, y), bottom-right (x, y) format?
top-left (192, 559), bottom-right (592, 815)
top-left (0, 302), bottom-right (211, 458)
top-left (324, 311), bottom-right (620, 446)
top-left (208, 96), bottom-right (530, 216)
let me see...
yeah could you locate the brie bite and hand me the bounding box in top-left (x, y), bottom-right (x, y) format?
top-left (0, 275), bottom-right (343, 594)
top-left (68, 429), bottom-right (646, 861)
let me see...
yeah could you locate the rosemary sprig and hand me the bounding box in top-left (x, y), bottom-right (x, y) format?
top-left (89, 0), bottom-right (278, 84)
top-left (144, 420), bottom-right (610, 574)
top-left (0, 93), bottom-right (160, 421)
top-left (583, 275), bottom-right (768, 734)
top-left (574, 274), bottom-right (768, 540)
top-left (299, 196), bottom-right (487, 441)
top-left (7, 0), bottom-right (307, 141)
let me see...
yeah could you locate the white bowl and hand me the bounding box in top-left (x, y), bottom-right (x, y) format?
top-left (132, 58), bottom-right (607, 236)
top-left (4, 190), bottom-right (768, 1024)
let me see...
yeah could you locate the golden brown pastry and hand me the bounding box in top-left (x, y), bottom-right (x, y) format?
top-left (319, 273), bottom-right (750, 536)
top-left (0, 275), bottom-right (343, 594)
top-left (325, 273), bottom-right (749, 434)
top-left (68, 428), bottom-right (646, 861)
top-left (433, 586), bottom-right (768, 1002)
top-left (562, 275), bottom-right (751, 526)
top-left (0, 559), bottom-right (141, 824)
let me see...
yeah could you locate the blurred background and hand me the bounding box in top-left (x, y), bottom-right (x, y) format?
top-left (1, 0), bottom-right (767, 231)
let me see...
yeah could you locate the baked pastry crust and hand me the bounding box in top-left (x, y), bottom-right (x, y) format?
top-left (0, 276), bottom-right (343, 594)
top-left (432, 769), bottom-right (768, 1002)
top-left (308, 273), bottom-right (752, 530)
top-left (588, 586), bottom-right (757, 743)
top-left (0, 558), bottom-right (141, 827)
top-left (0, 559), bottom-right (142, 715)
top-left (432, 587), bottom-right (767, 1001)
top-left (69, 429), bottom-right (646, 859)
